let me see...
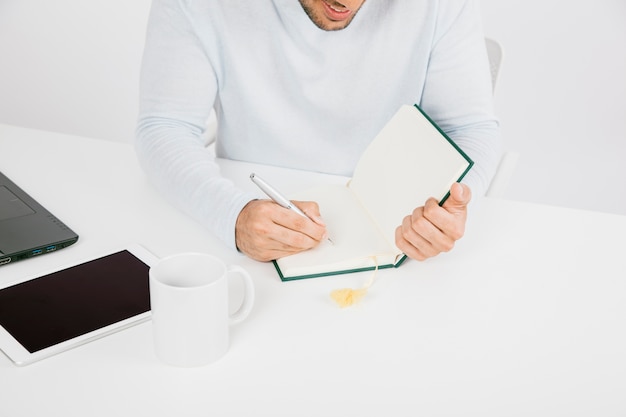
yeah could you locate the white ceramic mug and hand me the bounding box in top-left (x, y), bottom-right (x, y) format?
top-left (149, 253), bottom-right (254, 367)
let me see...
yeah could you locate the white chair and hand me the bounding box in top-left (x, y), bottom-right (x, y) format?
top-left (203, 110), bottom-right (218, 147)
top-left (486, 150), bottom-right (519, 198)
top-left (484, 37), bottom-right (519, 198)
top-left (485, 37), bottom-right (503, 93)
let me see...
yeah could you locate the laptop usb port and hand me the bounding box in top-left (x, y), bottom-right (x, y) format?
top-left (46, 245), bottom-right (57, 252)
top-left (32, 249), bottom-right (43, 256)
top-left (0, 257), bottom-right (11, 266)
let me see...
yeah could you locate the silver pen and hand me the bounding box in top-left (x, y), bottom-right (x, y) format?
top-left (250, 173), bottom-right (333, 244)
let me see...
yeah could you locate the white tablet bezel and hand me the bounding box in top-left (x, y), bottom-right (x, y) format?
top-left (0, 243), bottom-right (158, 366)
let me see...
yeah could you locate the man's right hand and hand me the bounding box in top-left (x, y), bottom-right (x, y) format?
top-left (235, 199), bottom-right (328, 262)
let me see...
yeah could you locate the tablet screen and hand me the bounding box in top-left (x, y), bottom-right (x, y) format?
top-left (0, 250), bottom-right (150, 353)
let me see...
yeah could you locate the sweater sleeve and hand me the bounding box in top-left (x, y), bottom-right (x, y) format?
top-left (135, 0), bottom-right (255, 250)
top-left (421, 0), bottom-right (502, 198)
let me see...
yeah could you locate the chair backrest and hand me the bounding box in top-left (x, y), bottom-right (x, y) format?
top-left (483, 38), bottom-right (520, 198)
top-left (485, 151), bottom-right (519, 198)
top-left (485, 37), bottom-right (503, 93)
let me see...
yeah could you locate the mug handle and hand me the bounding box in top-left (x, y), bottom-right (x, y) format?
top-left (227, 265), bottom-right (255, 325)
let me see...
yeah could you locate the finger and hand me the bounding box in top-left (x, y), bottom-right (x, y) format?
top-left (395, 221), bottom-right (432, 261)
top-left (272, 218), bottom-right (321, 250)
top-left (398, 211), bottom-right (442, 257)
top-left (236, 200), bottom-right (323, 261)
top-left (292, 200), bottom-right (327, 227)
top-left (408, 207), bottom-right (455, 254)
top-left (422, 198), bottom-right (457, 238)
top-left (274, 203), bottom-right (327, 243)
top-left (442, 182), bottom-right (471, 213)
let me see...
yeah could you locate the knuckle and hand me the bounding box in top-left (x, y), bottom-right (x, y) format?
top-left (410, 248), bottom-right (428, 261)
top-left (292, 216), bottom-right (308, 230)
top-left (440, 240), bottom-right (455, 252)
top-left (247, 218), bottom-right (270, 235)
top-left (295, 201), bottom-right (320, 218)
top-left (449, 225), bottom-right (465, 241)
top-left (254, 201), bottom-right (275, 218)
top-left (291, 233), bottom-right (310, 249)
top-left (421, 246), bottom-right (437, 258)
top-left (411, 216), bottom-right (430, 232)
top-left (423, 203), bottom-right (439, 219)
top-left (302, 201), bottom-right (320, 212)
top-left (255, 223), bottom-right (272, 236)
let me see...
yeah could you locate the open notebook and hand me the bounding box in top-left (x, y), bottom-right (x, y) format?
top-left (274, 104), bottom-right (473, 281)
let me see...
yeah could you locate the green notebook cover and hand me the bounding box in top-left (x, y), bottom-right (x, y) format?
top-left (272, 104), bottom-right (473, 282)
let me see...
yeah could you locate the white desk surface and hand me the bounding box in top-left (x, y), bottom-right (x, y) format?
top-left (1, 123), bottom-right (625, 416)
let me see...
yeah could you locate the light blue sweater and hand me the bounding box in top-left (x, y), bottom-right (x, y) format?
top-left (136, 0), bottom-right (501, 250)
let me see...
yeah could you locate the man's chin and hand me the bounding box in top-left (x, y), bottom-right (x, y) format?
top-left (299, 0), bottom-right (360, 31)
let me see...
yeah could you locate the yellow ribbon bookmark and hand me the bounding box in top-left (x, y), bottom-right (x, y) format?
top-left (330, 257), bottom-right (379, 308)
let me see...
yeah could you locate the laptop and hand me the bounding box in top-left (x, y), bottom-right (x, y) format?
top-left (0, 171), bottom-right (78, 266)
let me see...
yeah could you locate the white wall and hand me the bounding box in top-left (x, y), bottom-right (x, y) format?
top-left (480, 0), bottom-right (626, 215)
top-left (0, 0), bottom-right (151, 143)
top-left (0, 0), bottom-right (624, 216)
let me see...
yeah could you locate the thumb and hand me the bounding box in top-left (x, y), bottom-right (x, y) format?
top-left (442, 182), bottom-right (471, 212)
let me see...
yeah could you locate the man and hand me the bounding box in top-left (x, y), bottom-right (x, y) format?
top-left (136, 0), bottom-right (501, 262)
top-left (299, 0), bottom-right (367, 30)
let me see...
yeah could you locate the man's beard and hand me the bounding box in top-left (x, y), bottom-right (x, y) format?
top-left (298, 0), bottom-right (364, 31)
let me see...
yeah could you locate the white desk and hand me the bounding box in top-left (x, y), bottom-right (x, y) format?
top-left (1, 124), bottom-right (625, 416)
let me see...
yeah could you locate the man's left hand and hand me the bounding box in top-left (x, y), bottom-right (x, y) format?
top-left (395, 182), bottom-right (471, 261)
